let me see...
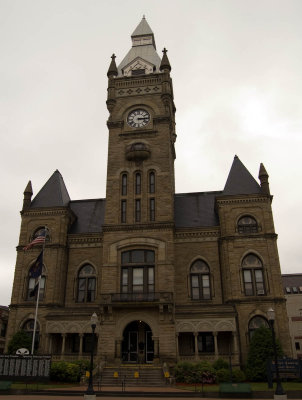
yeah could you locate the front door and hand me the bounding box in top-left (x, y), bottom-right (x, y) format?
top-left (121, 321), bottom-right (154, 363)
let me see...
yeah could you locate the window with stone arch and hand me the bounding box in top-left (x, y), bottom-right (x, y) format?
top-left (121, 172), bottom-right (128, 196)
top-left (242, 254), bottom-right (265, 296)
top-left (190, 259), bottom-right (211, 300)
top-left (237, 215), bottom-right (258, 234)
top-left (149, 171), bottom-right (155, 194)
top-left (27, 262), bottom-right (46, 301)
top-left (22, 319), bottom-right (40, 350)
top-left (77, 264), bottom-right (96, 303)
top-left (31, 226), bottom-right (50, 243)
top-left (248, 315), bottom-right (269, 339)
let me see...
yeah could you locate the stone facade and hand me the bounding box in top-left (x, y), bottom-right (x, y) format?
top-left (6, 17), bottom-right (292, 367)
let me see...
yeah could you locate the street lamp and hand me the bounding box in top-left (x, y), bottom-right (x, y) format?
top-left (267, 308), bottom-right (285, 397)
top-left (86, 312), bottom-right (98, 397)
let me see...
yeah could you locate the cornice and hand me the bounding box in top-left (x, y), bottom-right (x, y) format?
top-left (219, 232), bottom-right (278, 242)
top-left (175, 228), bottom-right (220, 241)
top-left (102, 222), bottom-right (174, 233)
top-left (216, 195), bottom-right (271, 206)
top-left (226, 296), bottom-right (286, 305)
top-left (107, 120), bottom-right (124, 129)
top-left (114, 75), bottom-right (163, 88)
top-left (16, 244), bottom-right (66, 251)
top-left (119, 129), bottom-right (158, 138)
top-left (21, 207), bottom-right (72, 217)
top-left (68, 234), bottom-right (103, 247)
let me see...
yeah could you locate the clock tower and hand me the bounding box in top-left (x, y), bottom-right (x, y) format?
top-left (104, 16), bottom-right (176, 226)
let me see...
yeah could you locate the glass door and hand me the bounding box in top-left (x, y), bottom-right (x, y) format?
top-left (145, 330), bottom-right (154, 362)
top-left (129, 331), bottom-right (138, 362)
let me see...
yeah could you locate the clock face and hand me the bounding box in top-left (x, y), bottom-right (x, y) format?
top-left (127, 109), bottom-right (150, 128)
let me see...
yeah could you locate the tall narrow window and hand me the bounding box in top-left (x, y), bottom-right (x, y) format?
top-left (242, 254), bottom-right (265, 296)
top-left (150, 198), bottom-right (155, 221)
top-left (77, 264), bottom-right (96, 303)
top-left (135, 199), bottom-right (141, 222)
top-left (27, 265), bottom-right (45, 300)
top-left (190, 260), bottom-right (211, 300)
top-left (135, 172), bottom-right (141, 195)
top-left (121, 200), bottom-right (127, 223)
top-left (149, 171), bottom-right (155, 193)
top-left (121, 173), bottom-right (127, 196)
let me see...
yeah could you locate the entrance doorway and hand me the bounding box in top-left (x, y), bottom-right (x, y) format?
top-left (122, 321), bottom-right (154, 363)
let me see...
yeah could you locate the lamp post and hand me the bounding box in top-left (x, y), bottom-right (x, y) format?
top-left (85, 312), bottom-right (98, 398)
top-left (267, 308), bottom-right (285, 398)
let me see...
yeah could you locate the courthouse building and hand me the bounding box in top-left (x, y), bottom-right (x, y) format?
top-left (6, 17), bottom-right (292, 366)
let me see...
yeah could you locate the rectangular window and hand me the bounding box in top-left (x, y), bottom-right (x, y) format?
top-left (149, 172), bottom-right (155, 193)
top-left (133, 268), bottom-right (144, 293)
top-left (122, 269), bottom-right (128, 293)
top-left (121, 200), bottom-right (127, 223)
top-left (202, 275), bottom-right (211, 299)
top-left (191, 275), bottom-right (200, 300)
top-left (121, 174), bottom-right (127, 196)
top-left (198, 333), bottom-right (214, 353)
top-left (150, 198), bottom-right (155, 221)
top-left (295, 342), bottom-right (300, 350)
top-left (87, 278), bottom-right (96, 302)
top-left (243, 270), bottom-right (253, 295)
top-left (135, 199), bottom-right (141, 222)
top-left (255, 269), bottom-right (265, 294)
top-left (135, 173), bottom-right (141, 195)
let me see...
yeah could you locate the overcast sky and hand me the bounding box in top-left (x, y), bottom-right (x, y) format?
top-left (1, 0), bottom-right (301, 306)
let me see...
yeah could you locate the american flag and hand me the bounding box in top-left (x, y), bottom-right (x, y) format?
top-left (23, 229), bottom-right (47, 251)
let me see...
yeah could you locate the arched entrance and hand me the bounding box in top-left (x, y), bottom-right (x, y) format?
top-left (122, 321), bottom-right (154, 363)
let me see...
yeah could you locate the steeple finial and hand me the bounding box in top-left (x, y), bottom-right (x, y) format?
top-left (160, 47), bottom-right (171, 72)
top-left (107, 53), bottom-right (118, 78)
top-left (258, 163), bottom-right (270, 195)
top-left (23, 180), bottom-right (33, 211)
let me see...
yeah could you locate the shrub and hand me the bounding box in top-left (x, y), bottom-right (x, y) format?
top-left (246, 326), bottom-right (283, 381)
top-left (232, 368), bottom-right (246, 383)
top-left (212, 358), bottom-right (229, 370)
top-left (7, 330), bottom-right (32, 355)
top-left (50, 361), bottom-right (80, 383)
top-left (216, 368), bottom-right (230, 383)
top-left (174, 361), bottom-right (216, 384)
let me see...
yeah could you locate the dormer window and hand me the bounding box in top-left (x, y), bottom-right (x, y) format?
top-left (238, 216), bottom-right (258, 234)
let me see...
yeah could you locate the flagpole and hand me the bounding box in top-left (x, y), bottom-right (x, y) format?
top-left (31, 226), bottom-right (48, 355)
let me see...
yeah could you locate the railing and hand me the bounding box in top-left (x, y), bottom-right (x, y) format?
top-left (52, 354), bottom-right (91, 362)
top-left (111, 292), bottom-right (173, 303)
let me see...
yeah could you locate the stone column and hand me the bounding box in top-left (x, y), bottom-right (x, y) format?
top-left (176, 333), bottom-right (179, 361)
top-left (79, 333), bottom-right (84, 358)
top-left (116, 339), bottom-right (122, 358)
top-left (61, 333), bottom-right (66, 360)
top-left (232, 331), bottom-right (239, 363)
top-left (194, 332), bottom-right (199, 361)
top-left (213, 331), bottom-right (219, 359)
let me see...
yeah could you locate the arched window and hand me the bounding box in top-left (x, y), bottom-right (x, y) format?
top-left (149, 171), bottom-right (155, 194)
top-left (27, 264), bottom-right (46, 301)
top-left (77, 264), bottom-right (96, 303)
top-left (22, 319), bottom-right (40, 350)
top-left (242, 254), bottom-right (265, 296)
top-left (121, 173), bottom-right (127, 196)
top-left (237, 216), bottom-right (258, 234)
top-left (135, 172), bottom-right (141, 195)
top-left (190, 260), bottom-right (211, 300)
top-left (248, 315), bottom-right (269, 338)
top-left (121, 250), bottom-right (155, 296)
top-left (33, 227), bottom-right (50, 242)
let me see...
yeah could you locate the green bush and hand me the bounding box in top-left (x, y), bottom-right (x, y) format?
top-left (213, 358), bottom-right (229, 370)
top-left (174, 361), bottom-right (216, 384)
top-left (50, 361), bottom-right (80, 383)
top-left (7, 330), bottom-right (32, 355)
top-left (246, 326), bottom-right (283, 381)
top-left (216, 368), bottom-right (230, 383)
top-left (232, 368), bottom-right (246, 382)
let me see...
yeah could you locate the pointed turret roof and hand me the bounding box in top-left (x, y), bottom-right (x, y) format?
top-left (117, 17), bottom-right (161, 76)
top-left (223, 155), bottom-right (261, 196)
top-left (132, 16), bottom-right (154, 37)
top-left (31, 170), bottom-right (70, 208)
top-left (160, 48), bottom-right (171, 72)
top-left (107, 54), bottom-right (118, 78)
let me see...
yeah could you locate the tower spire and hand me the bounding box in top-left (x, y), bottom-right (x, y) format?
top-left (107, 54), bottom-right (118, 78)
top-left (160, 48), bottom-right (171, 72)
top-left (258, 163), bottom-right (270, 195)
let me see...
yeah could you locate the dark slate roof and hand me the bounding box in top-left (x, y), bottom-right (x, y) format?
top-left (69, 199), bottom-right (105, 234)
top-left (31, 170), bottom-right (70, 208)
top-left (174, 191), bottom-right (221, 228)
top-left (282, 274), bottom-right (302, 294)
top-left (223, 155), bottom-right (261, 196)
